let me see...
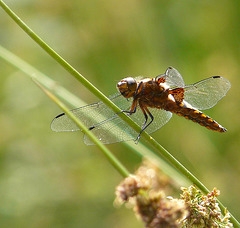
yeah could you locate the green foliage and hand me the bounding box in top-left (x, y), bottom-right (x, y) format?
top-left (0, 1), bottom-right (239, 227)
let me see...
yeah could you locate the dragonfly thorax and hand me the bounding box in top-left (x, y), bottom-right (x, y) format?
top-left (117, 77), bottom-right (137, 98)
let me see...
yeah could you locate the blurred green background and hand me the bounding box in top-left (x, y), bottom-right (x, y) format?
top-left (0, 0), bottom-right (239, 227)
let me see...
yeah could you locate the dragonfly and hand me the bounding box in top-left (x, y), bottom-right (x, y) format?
top-left (51, 67), bottom-right (231, 145)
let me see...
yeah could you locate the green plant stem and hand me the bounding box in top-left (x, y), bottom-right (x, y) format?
top-left (0, 0), bottom-right (124, 116)
top-left (34, 80), bottom-right (130, 178)
top-left (0, 45), bottom-right (83, 108)
top-left (0, 1), bottom-right (238, 226)
top-left (0, 44), bottom-right (130, 178)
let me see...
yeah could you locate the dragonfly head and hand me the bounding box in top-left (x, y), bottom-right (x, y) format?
top-left (117, 77), bottom-right (137, 98)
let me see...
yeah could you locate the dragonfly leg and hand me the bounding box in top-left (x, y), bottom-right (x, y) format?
top-left (117, 84), bottom-right (141, 116)
top-left (135, 104), bottom-right (154, 144)
top-left (120, 108), bottom-right (136, 116)
top-left (116, 98), bottom-right (138, 116)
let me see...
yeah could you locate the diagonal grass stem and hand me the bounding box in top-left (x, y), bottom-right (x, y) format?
top-left (34, 79), bottom-right (130, 178)
top-left (0, 1), bottom-right (238, 226)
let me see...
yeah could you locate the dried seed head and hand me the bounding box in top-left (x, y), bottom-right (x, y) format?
top-left (135, 192), bottom-right (188, 228)
top-left (115, 161), bottom-right (188, 227)
top-left (115, 175), bottom-right (141, 203)
top-left (181, 186), bottom-right (233, 227)
top-left (115, 161), bottom-right (233, 228)
top-left (135, 161), bottom-right (173, 192)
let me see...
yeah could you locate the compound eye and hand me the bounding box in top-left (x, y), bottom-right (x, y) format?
top-left (117, 77), bottom-right (137, 98)
top-left (126, 77), bottom-right (137, 91)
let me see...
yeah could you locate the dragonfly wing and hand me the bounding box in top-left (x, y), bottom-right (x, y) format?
top-left (183, 76), bottom-right (231, 110)
top-left (83, 115), bottom-right (138, 145)
top-left (84, 106), bottom-right (172, 145)
top-left (156, 67), bottom-right (185, 88)
top-left (51, 93), bottom-right (131, 132)
top-left (139, 108), bottom-right (172, 134)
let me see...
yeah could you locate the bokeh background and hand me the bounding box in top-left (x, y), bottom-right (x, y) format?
top-left (0, 0), bottom-right (239, 227)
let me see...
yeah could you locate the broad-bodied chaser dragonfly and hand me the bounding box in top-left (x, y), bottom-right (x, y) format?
top-left (51, 67), bottom-right (231, 145)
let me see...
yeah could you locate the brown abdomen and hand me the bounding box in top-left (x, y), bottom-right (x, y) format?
top-left (164, 101), bottom-right (227, 133)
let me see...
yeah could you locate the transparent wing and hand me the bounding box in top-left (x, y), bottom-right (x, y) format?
top-left (183, 76), bottom-right (231, 110)
top-left (156, 67), bottom-right (185, 88)
top-left (51, 93), bottom-right (172, 145)
top-left (84, 107), bottom-right (172, 145)
top-left (51, 93), bottom-right (129, 132)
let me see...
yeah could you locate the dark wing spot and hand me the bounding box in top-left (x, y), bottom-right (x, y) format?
top-left (55, 113), bottom-right (65, 118)
top-left (89, 126), bottom-right (95, 130)
top-left (213, 76), bottom-right (221, 79)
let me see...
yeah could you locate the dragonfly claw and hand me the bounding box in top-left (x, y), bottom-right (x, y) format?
top-left (134, 134), bottom-right (141, 144)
